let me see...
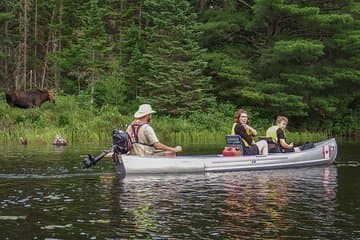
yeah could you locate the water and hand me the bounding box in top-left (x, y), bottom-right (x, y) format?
top-left (0, 139), bottom-right (359, 239)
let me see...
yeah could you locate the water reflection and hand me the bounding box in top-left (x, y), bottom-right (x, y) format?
top-left (218, 173), bottom-right (292, 238)
top-left (102, 166), bottom-right (342, 239)
top-left (0, 139), bottom-right (358, 239)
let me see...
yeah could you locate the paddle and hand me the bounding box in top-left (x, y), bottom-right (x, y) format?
top-left (83, 146), bottom-right (114, 168)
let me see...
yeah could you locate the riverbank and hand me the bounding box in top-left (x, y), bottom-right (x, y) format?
top-left (0, 125), bottom-right (330, 146)
top-left (0, 95), bottom-right (331, 146)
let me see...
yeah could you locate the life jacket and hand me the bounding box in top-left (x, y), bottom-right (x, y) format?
top-left (231, 123), bottom-right (252, 148)
top-left (231, 123), bottom-right (237, 135)
top-left (128, 120), bottom-right (150, 145)
top-left (266, 125), bottom-right (282, 144)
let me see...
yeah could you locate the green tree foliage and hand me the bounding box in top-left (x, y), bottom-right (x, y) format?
top-left (196, 0), bottom-right (359, 132)
top-left (0, 1), bottom-right (24, 87)
top-left (50, 0), bottom-right (109, 96)
top-left (123, 0), bottom-right (216, 116)
top-left (93, 60), bottom-right (127, 109)
top-left (0, 0), bottom-right (358, 134)
top-left (251, 0), bottom-right (359, 129)
top-left (197, 6), bottom-right (253, 104)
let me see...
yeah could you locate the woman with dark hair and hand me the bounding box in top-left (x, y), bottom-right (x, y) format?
top-left (231, 109), bottom-right (268, 155)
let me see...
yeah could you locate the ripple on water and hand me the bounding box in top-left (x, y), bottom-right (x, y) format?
top-left (0, 159), bottom-right (358, 239)
top-left (0, 140), bottom-right (358, 239)
top-left (0, 172), bottom-right (115, 179)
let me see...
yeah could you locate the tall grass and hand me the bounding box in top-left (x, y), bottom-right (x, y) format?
top-left (0, 95), bottom-right (332, 146)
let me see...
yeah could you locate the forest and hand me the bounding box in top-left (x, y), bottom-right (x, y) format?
top-left (0, 0), bottom-right (359, 142)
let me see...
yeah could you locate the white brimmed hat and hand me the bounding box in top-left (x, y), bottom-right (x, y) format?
top-left (134, 104), bottom-right (156, 118)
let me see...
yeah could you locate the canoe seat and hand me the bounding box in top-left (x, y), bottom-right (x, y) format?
top-left (223, 135), bottom-right (244, 157)
top-left (225, 135), bottom-right (243, 152)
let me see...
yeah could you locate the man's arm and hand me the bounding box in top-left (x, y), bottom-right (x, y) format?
top-left (145, 126), bottom-right (182, 153)
top-left (277, 129), bottom-right (293, 149)
top-left (153, 142), bottom-right (182, 153)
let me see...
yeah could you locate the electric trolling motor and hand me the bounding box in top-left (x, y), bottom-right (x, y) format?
top-left (83, 129), bottom-right (131, 169)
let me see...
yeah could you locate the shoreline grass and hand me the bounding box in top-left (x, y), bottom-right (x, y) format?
top-left (0, 94), bottom-right (347, 146)
top-left (0, 125), bottom-right (330, 146)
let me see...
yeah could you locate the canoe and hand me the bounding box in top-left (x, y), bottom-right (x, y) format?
top-left (113, 138), bottom-right (337, 176)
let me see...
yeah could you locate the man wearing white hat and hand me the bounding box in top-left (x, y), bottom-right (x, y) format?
top-left (126, 104), bottom-right (182, 157)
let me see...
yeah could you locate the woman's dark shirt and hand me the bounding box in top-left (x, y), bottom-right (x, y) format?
top-left (234, 123), bottom-right (253, 146)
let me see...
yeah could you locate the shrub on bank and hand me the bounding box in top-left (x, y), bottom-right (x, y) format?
top-left (0, 95), bottom-right (334, 145)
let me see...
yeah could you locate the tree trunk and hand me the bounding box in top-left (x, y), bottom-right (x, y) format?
top-left (33, 0), bottom-right (38, 88)
top-left (15, 12), bottom-right (23, 90)
top-left (90, 50), bottom-right (95, 105)
top-left (237, 0), bottom-right (252, 9)
top-left (4, 19), bottom-right (9, 87)
top-left (118, 0), bottom-right (124, 57)
top-left (77, 76), bottom-right (81, 94)
top-left (23, 0), bottom-right (28, 90)
top-left (53, 0), bottom-right (63, 89)
top-left (138, 1), bottom-right (142, 38)
top-left (199, 0), bottom-right (206, 12)
top-left (15, 42), bottom-right (22, 90)
top-left (136, 1), bottom-right (142, 98)
top-left (41, 8), bottom-right (56, 89)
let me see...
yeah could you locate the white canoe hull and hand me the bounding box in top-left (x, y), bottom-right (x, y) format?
top-left (114, 138), bottom-right (337, 175)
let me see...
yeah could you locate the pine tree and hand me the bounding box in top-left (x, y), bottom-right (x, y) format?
top-left (198, 7), bottom-right (253, 104)
top-left (250, 0), bottom-right (359, 129)
top-left (125, 0), bottom-right (215, 116)
top-left (0, 2), bottom-right (15, 87)
top-left (195, 0), bottom-right (359, 131)
top-left (51, 0), bottom-right (109, 95)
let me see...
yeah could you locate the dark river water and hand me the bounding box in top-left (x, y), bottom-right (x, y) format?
top-left (0, 138), bottom-right (359, 239)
